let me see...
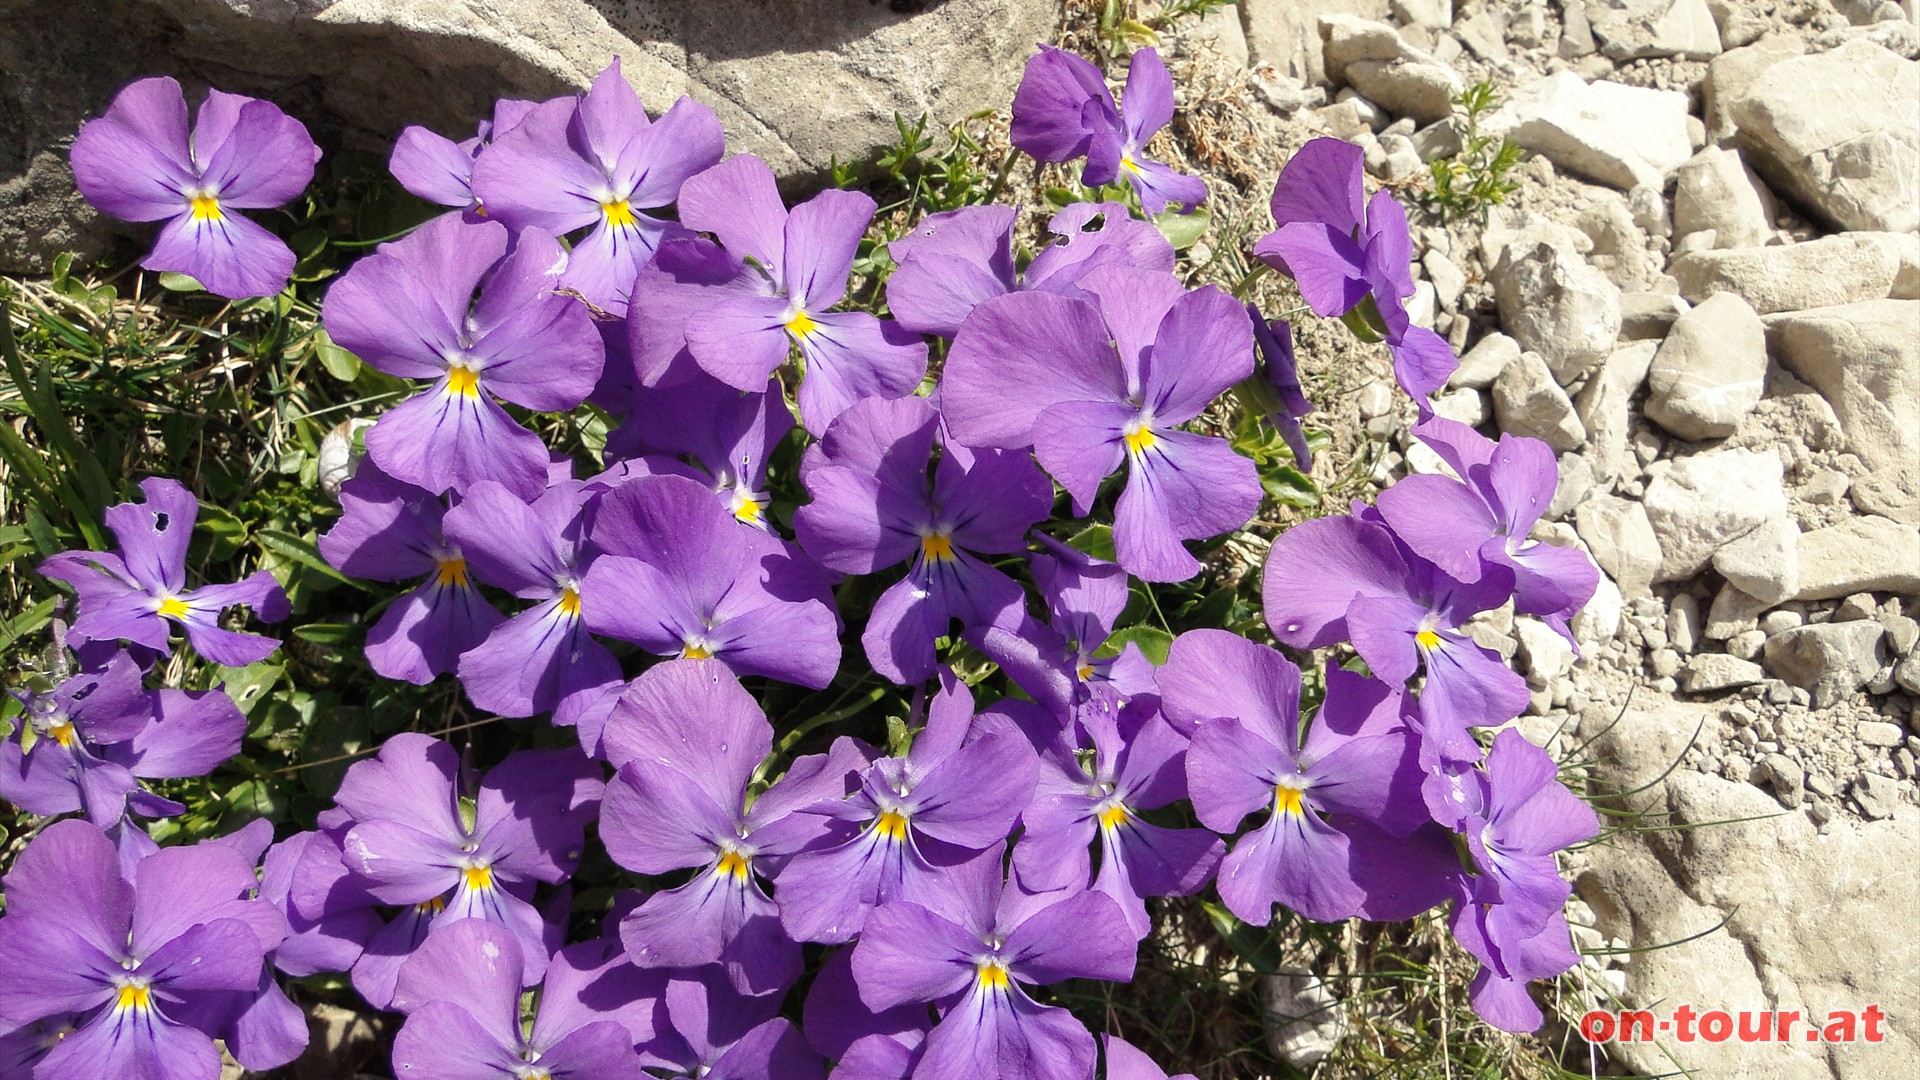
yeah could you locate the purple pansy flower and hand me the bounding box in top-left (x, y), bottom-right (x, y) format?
top-left (1377, 418), bottom-right (1599, 645)
top-left (40, 477), bottom-right (288, 667)
top-left (388, 98), bottom-right (537, 218)
top-left (1105, 1034), bottom-right (1198, 1080)
top-left (1010, 696), bottom-right (1224, 938)
top-left (69, 77), bottom-right (318, 299)
top-left (794, 395), bottom-right (1052, 685)
top-left (851, 849), bottom-right (1138, 1080)
top-left (604, 370), bottom-right (794, 529)
top-left (1010, 46), bottom-right (1206, 215)
top-left (1, 654), bottom-right (245, 867)
top-left (332, 734), bottom-right (603, 1006)
top-left (387, 920), bottom-right (649, 1080)
top-left (581, 475), bottom-right (841, 689)
top-left (0, 821), bottom-right (289, 1080)
top-left (884, 201), bottom-right (1174, 339)
top-left (318, 461), bottom-right (505, 685)
top-left (1248, 304), bottom-right (1315, 472)
top-left (597, 660), bottom-right (866, 994)
top-left (322, 214), bottom-right (605, 502)
top-left (802, 947), bottom-right (931, 1069)
top-left (941, 264), bottom-right (1261, 582)
top-left (1161, 630), bottom-right (1431, 924)
top-left (774, 671), bottom-right (1039, 944)
top-left (671, 153), bottom-right (929, 434)
top-left (261, 828), bottom-right (382, 980)
top-left (639, 966), bottom-right (826, 1080)
top-left (471, 58), bottom-right (724, 313)
top-left (1252, 138), bottom-right (1457, 409)
top-left (972, 534), bottom-right (1156, 728)
top-left (1263, 513), bottom-right (1531, 750)
top-left (441, 479), bottom-right (623, 725)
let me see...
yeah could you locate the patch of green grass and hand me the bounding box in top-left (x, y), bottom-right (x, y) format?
top-left (1425, 79), bottom-right (1525, 222)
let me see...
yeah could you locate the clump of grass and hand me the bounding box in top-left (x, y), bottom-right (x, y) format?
top-left (1425, 80), bottom-right (1524, 221)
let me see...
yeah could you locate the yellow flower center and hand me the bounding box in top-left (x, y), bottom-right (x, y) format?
top-left (1415, 629), bottom-right (1442, 651)
top-left (785, 309), bottom-right (818, 339)
top-left (1124, 426), bottom-right (1157, 455)
top-left (874, 809), bottom-right (910, 841)
top-left (1275, 785), bottom-right (1306, 816)
top-left (446, 366), bottom-right (481, 398)
top-left (715, 850), bottom-right (752, 881)
top-left (1076, 663), bottom-right (1095, 681)
top-left (155, 596), bottom-right (191, 620)
top-left (601, 199), bottom-right (637, 228)
top-left (558, 587), bottom-right (581, 618)
top-left (921, 533), bottom-right (956, 562)
top-left (115, 983), bottom-right (153, 1012)
top-left (49, 722), bottom-right (76, 748)
top-left (682, 642), bottom-right (713, 660)
top-left (977, 960), bottom-right (1011, 990)
top-left (1098, 803), bottom-right (1131, 830)
top-left (463, 863), bottom-right (494, 891)
top-left (414, 896), bottom-right (447, 914)
top-left (733, 494), bottom-right (766, 524)
top-left (1120, 157), bottom-right (1141, 175)
top-left (189, 193), bottom-right (223, 221)
top-left (434, 556), bottom-right (468, 588)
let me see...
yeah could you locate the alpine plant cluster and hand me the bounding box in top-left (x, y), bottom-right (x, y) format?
top-left (8, 44), bottom-right (1601, 1080)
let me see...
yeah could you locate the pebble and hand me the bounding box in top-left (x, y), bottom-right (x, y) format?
top-left (1853, 772), bottom-right (1898, 820)
top-left (1859, 721), bottom-right (1905, 747)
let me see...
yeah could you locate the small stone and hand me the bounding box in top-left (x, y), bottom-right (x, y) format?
top-left (1588, 0), bottom-right (1723, 60)
top-left (1769, 301), bottom-right (1920, 498)
top-left (1791, 517), bottom-right (1920, 601)
top-left (1807, 771), bottom-right (1837, 798)
top-left (1896, 657), bottom-right (1920, 696)
top-left (1853, 772), bottom-right (1898, 819)
top-left (1357, 381), bottom-right (1396, 419)
top-left (1492, 238), bottom-right (1622, 383)
top-left (1643, 292), bottom-right (1767, 440)
top-left (1762, 610), bottom-right (1804, 635)
top-left (1809, 798), bottom-right (1835, 825)
top-left (1668, 593), bottom-right (1701, 653)
top-left (1712, 517), bottom-right (1800, 606)
top-left (1650, 647), bottom-right (1682, 679)
top-left (1431, 388), bottom-right (1487, 428)
top-left (1764, 621), bottom-right (1888, 708)
top-left (1761, 752), bottom-right (1804, 807)
top-left (1516, 617), bottom-right (1576, 687)
top-left (1642, 448), bottom-right (1788, 582)
top-left (1483, 71), bottom-right (1693, 191)
top-left (1260, 968), bottom-right (1348, 1069)
top-left (1859, 720), bottom-right (1905, 747)
top-left (1493, 351), bottom-right (1586, 451)
top-left (1729, 629), bottom-right (1767, 660)
top-left (1424, 250), bottom-right (1466, 310)
top-left (1672, 146), bottom-right (1773, 250)
top-left (1882, 615), bottom-right (1918, 656)
top-left (1619, 291), bottom-right (1689, 340)
top-left (1575, 495), bottom-right (1663, 598)
top-left (1834, 593), bottom-right (1879, 623)
top-left (1450, 332), bottom-right (1520, 390)
top-left (1547, 454), bottom-right (1595, 521)
top-left (1705, 583), bottom-right (1768, 640)
top-left (1670, 234), bottom-right (1907, 315)
top-left (1682, 653), bottom-right (1765, 692)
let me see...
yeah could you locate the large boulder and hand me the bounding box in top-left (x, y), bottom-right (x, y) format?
top-left (1483, 71), bottom-right (1692, 191)
top-left (1643, 292), bottom-right (1767, 441)
top-left (1727, 38), bottom-right (1920, 234)
top-left (0, 0), bottom-right (1058, 272)
top-left (1641, 448), bottom-right (1788, 582)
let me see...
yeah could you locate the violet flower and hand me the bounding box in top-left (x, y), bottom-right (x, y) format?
top-left (597, 660), bottom-right (866, 994)
top-left (40, 477), bottom-right (288, 667)
top-left (851, 849), bottom-right (1138, 1080)
top-left (1377, 418), bottom-right (1599, 645)
top-left (1106, 1035), bottom-right (1198, 1080)
top-left (625, 236), bottom-right (783, 391)
top-left (774, 671), bottom-right (1038, 943)
top-left (388, 98), bottom-right (537, 218)
top-left (581, 474), bottom-right (841, 689)
top-left (673, 153), bottom-right (929, 434)
top-left (1011, 696), bottom-right (1224, 938)
top-left (972, 533), bottom-right (1156, 727)
top-left (321, 214), bottom-right (605, 501)
top-left (333, 734), bottom-right (603, 1005)
top-left (885, 201), bottom-right (1174, 338)
top-left (318, 460), bottom-right (504, 685)
top-left (604, 370), bottom-right (794, 530)
top-left (1447, 730), bottom-right (1597, 1033)
top-left (1247, 304), bottom-right (1315, 472)
top-left (471, 58), bottom-right (724, 313)
top-left (0, 820), bottom-right (289, 1080)
top-left (639, 966), bottom-right (826, 1080)
top-left (801, 947), bottom-right (930, 1068)
top-left (441, 479), bottom-right (623, 724)
top-left (1, 654), bottom-right (244, 863)
top-left (388, 919), bottom-right (648, 1080)
top-left (1011, 46), bottom-right (1206, 215)
top-left (794, 396), bottom-right (1052, 685)
top-left (1252, 138), bottom-right (1456, 409)
top-left (1262, 513), bottom-right (1531, 750)
top-left (1161, 630), bottom-right (1431, 924)
top-left (941, 264), bottom-right (1261, 582)
top-left (261, 828), bottom-right (382, 980)
top-left (69, 77), bottom-right (318, 299)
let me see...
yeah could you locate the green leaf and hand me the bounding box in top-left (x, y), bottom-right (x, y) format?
top-left (1065, 523), bottom-right (1116, 562)
top-left (1260, 464), bottom-right (1320, 509)
top-left (3, 597), bottom-right (56, 642)
top-left (195, 503), bottom-right (249, 561)
top-left (254, 529), bottom-right (366, 589)
top-left (1105, 624), bottom-right (1175, 666)
top-left (313, 329), bottom-right (361, 382)
top-left (1152, 205), bottom-right (1211, 250)
top-left (292, 622), bottom-right (359, 647)
top-left (156, 272), bottom-right (204, 293)
top-left (214, 662), bottom-right (284, 718)
top-left (1201, 900), bottom-right (1284, 975)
